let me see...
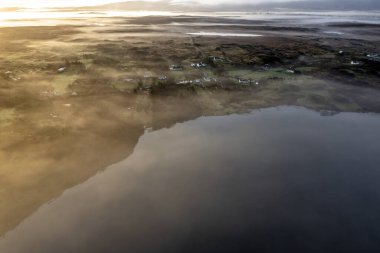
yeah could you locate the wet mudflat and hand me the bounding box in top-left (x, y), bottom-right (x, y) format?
top-left (1, 106), bottom-right (380, 253)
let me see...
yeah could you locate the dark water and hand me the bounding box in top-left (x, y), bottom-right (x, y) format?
top-left (1, 106), bottom-right (380, 253)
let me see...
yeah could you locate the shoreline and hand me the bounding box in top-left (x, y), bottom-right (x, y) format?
top-left (0, 12), bottom-right (380, 237)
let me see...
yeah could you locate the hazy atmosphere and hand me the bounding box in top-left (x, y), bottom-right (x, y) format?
top-left (1, 0), bottom-right (380, 9)
top-left (2, 0), bottom-right (295, 7)
top-left (0, 0), bottom-right (379, 252)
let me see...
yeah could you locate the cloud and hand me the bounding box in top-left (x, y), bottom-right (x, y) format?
top-left (0, 0), bottom-right (298, 8)
top-left (0, 0), bottom-right (130, 8)
top-left (1, 0), bottom-right (378, 10)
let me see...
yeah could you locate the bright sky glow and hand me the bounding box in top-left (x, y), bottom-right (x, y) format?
top-left (0, 0), bottom-right (135, 8)
top-left (0, 0), bottom-right (275, 8)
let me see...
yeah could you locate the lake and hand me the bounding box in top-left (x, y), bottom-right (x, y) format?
top-left (1, 106), bottom-right (380, 253)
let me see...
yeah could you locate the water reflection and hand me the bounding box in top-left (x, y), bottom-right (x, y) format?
top-left (1, 106), bottom-right (380, 253)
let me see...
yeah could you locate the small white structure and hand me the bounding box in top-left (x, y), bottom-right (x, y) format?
top-left (4, 71), bottom-right (21, 81)
top-left (351, 60), bottom-right (360, 65)
top-left (158, 75), bottom-right (167, 81)
top-left (177, 80), bottom-right (193, 85)
top-left (237, 79), bottom-right (258, 85)
top-left (191, 62), bottom-right (207, 68)
top-left (238, 79), bottom-right (252, 85)
top-left (170, 65), bottom-right (183, 71)
top-left (286, 69), bottom-right (295, 74)
top-left (58, 67), bottom-right (66, 73)
top-left (366, 53), bottom-right (380, 62)
top-left (366, 53), bottom-right (378, 58)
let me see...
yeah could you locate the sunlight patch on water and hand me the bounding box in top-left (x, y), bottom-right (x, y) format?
top-left (324, 31), bottom-right (345, 35)
top-left (187, 32), bottom-right (263, 37)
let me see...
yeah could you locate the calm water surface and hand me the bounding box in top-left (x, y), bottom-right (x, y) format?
top-left (1, 106), bottom-right (380, 253)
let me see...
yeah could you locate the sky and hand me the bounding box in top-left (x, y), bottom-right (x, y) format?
top-left (0, 0), bottom-right (290, 8)
top-left (0, 0), bottom-right (123, 8)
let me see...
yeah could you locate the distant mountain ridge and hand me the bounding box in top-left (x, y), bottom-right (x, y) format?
top-left (90, 0), bottom-right (380, 11)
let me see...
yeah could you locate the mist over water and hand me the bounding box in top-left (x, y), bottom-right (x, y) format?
top-left (1, 106), bottom-right (380, 253)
